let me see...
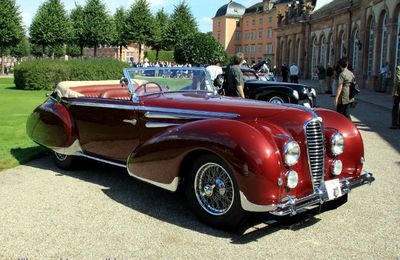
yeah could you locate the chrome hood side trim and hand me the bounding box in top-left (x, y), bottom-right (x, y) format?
top-left (137, 106), bottom-right (239, 119)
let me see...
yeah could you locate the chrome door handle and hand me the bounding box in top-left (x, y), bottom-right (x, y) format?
top-left (123, 119), bottom-right (137, 126)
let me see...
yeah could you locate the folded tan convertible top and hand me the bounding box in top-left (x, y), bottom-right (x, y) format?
top-left (55, 80), bottom-right (120, 98)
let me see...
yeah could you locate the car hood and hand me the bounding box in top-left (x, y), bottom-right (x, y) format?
top-left (139, 92), bottom-right (315, 121)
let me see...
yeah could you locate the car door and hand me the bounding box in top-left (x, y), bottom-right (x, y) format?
top-left (68, 98), bottom-right (140, 162)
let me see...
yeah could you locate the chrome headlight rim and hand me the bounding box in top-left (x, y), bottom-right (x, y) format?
top-left (286, 170), bottom-right (299, 189)
top-left (331, 159), bottom-right (343, 176)
top-left (284, 141), bottom-right (301, 167)
top-left (331, 133), bottom-right (344, 156)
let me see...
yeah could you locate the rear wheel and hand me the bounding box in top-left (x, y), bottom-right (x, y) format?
top-left (52, 152), bottom-right (76, 170)
top-left (267, 94), bottom-right (287, 104)
top-left (185, 154), bottom-right (246, 230)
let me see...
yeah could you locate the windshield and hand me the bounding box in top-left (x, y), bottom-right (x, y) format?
top-left (242, 71), bottom-right (258, 81)
top-left (124, 67), bottom-right (214, 96)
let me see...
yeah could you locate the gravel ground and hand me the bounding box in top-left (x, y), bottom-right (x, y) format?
top-left (0, 94), bottom-right (399, 259)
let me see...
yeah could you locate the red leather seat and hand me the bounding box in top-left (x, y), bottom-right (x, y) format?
top-left (100, 88), bottom-right (131, 100)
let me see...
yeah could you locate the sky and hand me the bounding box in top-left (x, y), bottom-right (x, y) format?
top-left (16, 0), bottom-right (332, 33)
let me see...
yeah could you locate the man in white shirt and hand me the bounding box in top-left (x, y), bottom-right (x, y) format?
top-left (290, 63), bottom-right (299, 83)
top-left (206, 63), bottom-right (223, 81)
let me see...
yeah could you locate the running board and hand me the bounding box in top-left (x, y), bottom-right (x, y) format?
top-left (77, 152), bottom-right (126, 168)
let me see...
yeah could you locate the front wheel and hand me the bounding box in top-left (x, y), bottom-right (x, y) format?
top-left (52, 151), bottom-right (76, 170)
top-left (185, 154), bottom-right (247, 230)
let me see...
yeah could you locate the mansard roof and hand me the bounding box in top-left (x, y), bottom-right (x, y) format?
top-left (215, 1), bottom-right (246, 18)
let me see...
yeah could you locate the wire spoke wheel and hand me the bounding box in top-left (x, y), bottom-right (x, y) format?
top-left (194, 162), bottom-right (234, 216)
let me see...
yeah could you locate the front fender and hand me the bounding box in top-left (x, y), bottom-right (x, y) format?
top-left (316, 108), bottom-right (364, 178)
top-left (127, 119), bottom-right (284, 205)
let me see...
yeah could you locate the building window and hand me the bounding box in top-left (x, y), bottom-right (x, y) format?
top-left (251, 31), bottom-right (256, 40)
top-left (268, 16), bottom-right (272, 23)
top-left (266, 43), bottom-right (273, 55)
top-left (235, 46), bottom-right (241, 53)
top-left (126, 52), bottom-right (134, 63)
top-left (246, 20), bottom-right (249, 26)
top-left (327, 35), bottom-right (334, 66)
top-left (319, 36), bottom-right (325, 67)
top-left (252, 19), bottom-right (256, 26)
top-left (258, 30), bottom-right (262, 39)
top-left (311, 38), bottom-right (318, 76)
top-left (380, 13), bottom-right (389, 68)
top-left (258, 44), bottom-right (262, 53)
top-left (259, 17), bottom-right (263, 25)
top-left (367, 18), bottom-right (375, 76)
top-left (218, 21), bottom-right (221, 27)
top-left (217, 32), bottom-right (220, 40)
top-left (340, 32), bottom-right (346, 58)
top-left (266, 28), bottom-right (272, 39)
top-left (351, 30), bottom-right (359, 70)
top-left (251, 45), bottom-right (256, 54)
top-left (235, 32), bottom-right (241, 41)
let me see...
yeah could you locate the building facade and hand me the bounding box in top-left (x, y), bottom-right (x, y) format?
top-left (84, 43), bottom-right (148, 63)
top-left (213, 0), bottom-right (294, 65)
top-left (276, 0), bottom-right (400, 91)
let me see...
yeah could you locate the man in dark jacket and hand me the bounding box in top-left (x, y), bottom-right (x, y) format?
top-left (334, 57), bottom-right (355, 119)
top-left (281, 64), bottom-right (289, 82)
top-left (225, 52), bottom-right (245, 98)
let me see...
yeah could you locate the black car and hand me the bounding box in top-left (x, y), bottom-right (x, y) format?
top-left (220, 68), bottom-right (317, 107)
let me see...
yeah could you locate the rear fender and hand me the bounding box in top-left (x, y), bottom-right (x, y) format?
top-left (127, 119), bottom-right (284, 205)
top-left (26, 98), bottom-right (78, 154)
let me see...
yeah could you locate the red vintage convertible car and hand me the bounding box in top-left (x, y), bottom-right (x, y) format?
top-left (27, 67), bottom-right (374, 229)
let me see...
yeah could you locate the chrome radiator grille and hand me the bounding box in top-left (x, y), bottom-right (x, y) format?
top-left (305, 119), bottom-right (325, 189)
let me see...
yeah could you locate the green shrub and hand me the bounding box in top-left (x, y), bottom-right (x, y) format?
top-left (14, 59), bottom-right (129, 90)
top-left (145, 50), bottom-right (174, 62)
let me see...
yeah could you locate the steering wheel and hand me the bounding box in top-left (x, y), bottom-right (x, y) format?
top-left (134, 81), bottom-right (163, 94)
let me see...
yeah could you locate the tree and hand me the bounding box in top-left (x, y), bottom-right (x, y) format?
top-left (83, 0), bottom-right (115, 57)
top-left (70, 4), bottom-right (86, 56)
top-left (29, 0), bottom-right (72, 57)
top-left (125, 0), bottom-right (154, 62)
top-left (113, 7), bottom-right (129, 61)
top-left (166, 1), bottom-right (198, 48)
top-left (10, 37), bottom-right (31, 60)
top-left (174, 32), bottom-right (227, 66)
top-left (0, 0), bottom-right (24, 73)
top-left (151, 8), bottom-right (169, 61)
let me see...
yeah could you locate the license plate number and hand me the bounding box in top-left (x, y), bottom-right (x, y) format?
top-left (324, 179), bottom-right (343, 201)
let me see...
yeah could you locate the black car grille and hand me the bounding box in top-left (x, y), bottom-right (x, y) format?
top-left (305, 119), bottom-right (325, 189)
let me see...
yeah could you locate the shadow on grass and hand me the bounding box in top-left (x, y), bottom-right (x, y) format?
top-left (10, 146), bottom-right (48, 165)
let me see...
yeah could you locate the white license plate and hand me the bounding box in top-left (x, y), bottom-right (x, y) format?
top-left (324, 179), bottom-right (343, 201)
top-left (303, 102), bottom-right (311, 108)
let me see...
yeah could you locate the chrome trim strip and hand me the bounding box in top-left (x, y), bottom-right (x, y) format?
top-left (139, 106), bottom-right (239, 119)
top-left (240, 192), bottom-right (277, 212)
top-left (51, 140), bottom-right (83, 155)
top-left (145, 111), bottom-right (211, 120)
top-left (68, 101), bottom-right (135, 110)
top-left (145, 122), bottom-right (181, 128)
top-left (77, 152), bottom-right (126, 168)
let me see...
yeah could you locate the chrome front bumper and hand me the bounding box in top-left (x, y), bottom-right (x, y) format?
top-left (240, 171), bottom-right (375, 215)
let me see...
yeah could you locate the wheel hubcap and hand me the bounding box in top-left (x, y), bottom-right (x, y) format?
top-left (270, 98), bottom-right (283, 104)
top-left (194, 162), bottom-right (234, 216)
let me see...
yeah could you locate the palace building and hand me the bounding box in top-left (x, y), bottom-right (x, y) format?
top-left (214, 0), bottom-right (399, 92)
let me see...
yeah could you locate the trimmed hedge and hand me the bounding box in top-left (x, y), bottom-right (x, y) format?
top-left (14, 59), bottom-right (128, 90)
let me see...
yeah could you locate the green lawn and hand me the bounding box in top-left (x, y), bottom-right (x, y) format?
top-left (0, 77), bottom-right (48, 171)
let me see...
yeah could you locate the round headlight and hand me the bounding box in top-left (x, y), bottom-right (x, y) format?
top-left (286, 170), bottom-right (299, 189)
top-left (284, 141), bottom-right (300, 166)
top-left (331, 133), bottom-right (344, 155)
top-left (293, 90), bottom-right (299, 100)
top-left (331, 160), bottom-right (343, 176)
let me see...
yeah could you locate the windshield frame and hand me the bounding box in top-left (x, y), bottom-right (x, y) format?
top-left (123, 67), bottom-right (215, 101)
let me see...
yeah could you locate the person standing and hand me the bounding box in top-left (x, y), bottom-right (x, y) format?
top-left (281, 64), bottom-right (289, 82)
top-left (289, 63), bottom-right (299, 83)
top-left (334, 57), bottom-right (355, 119)
top-left (326, 65), bottom-right (333, 94)
top-left (206, 62), bottom-right (223, 81)
top-left (317, 64), bottom-right (326, 93)
top-left (225, 52), bottom-right (245, 98)
top-left (390, 65), bottom-right (400, 129)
